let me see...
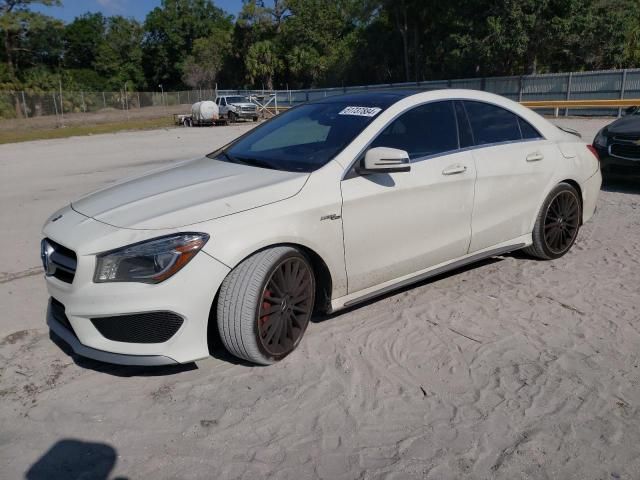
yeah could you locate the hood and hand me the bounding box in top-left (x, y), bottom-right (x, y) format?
top-left (71, 157), bottom-right (308, 230)
top-left (606, 115), bottom-right (640, 135)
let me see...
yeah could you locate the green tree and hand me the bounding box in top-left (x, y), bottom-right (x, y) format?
top-left (63, 12), bottom-right (105, 69)
top-left (95, 16), bottom-right (145, 89)
top-left (0, 0), bottom-right (61, 78)
top-left (182, 30), bottom-right (231, 88)
top-left (142, 0), bottom-right (233, 89)
top-left (245, 39), bottom-right (280, 89)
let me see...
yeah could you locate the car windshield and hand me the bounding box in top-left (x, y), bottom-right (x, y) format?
top-left (226, 96), bottom-right (249, 104)
top-left (210, 102), bottom-right (384, 172)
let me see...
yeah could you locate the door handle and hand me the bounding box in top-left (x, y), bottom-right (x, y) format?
top-left (526, 152), bottom-right (544, 162)
top-left (442, 164), bottom-right (467, 175)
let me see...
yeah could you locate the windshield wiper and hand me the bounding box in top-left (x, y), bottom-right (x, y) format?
top-left (232, 156), bottom-right (277, 170)
top-left (215, 150), bottom-right (278, 170)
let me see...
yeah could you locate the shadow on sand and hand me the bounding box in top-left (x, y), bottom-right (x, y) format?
top-left (26, 439), bottom-right (128, 480)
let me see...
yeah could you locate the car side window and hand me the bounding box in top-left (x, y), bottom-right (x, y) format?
top-left (221, 98), bottom-right (227, 106)
top-left (454, 100), bottom-right (474, 148)
top-left (518, 117), bottom-right (543, 140)
top-left (463, 101), bottom-right (522, 145)
top-left (370, 101), bottom-right (458, 159)
top-left (215, 98), bottom-right (220, 105)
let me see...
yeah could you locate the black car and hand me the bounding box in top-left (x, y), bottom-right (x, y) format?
top-left (593, 107), bottom-right (640, 176)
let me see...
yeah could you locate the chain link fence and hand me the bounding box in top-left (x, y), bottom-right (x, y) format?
top-left (2, 68), bottom-right (640, 120)
top-left (0, 89), bottom-right (222, 120)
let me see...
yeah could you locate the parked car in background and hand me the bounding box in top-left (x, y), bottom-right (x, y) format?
top-left (593, 106), bottom-right (640, 175)
top-left (215, 95), bottom-right (259, 122)
top-left (41, 89), bottom-right (601, 367)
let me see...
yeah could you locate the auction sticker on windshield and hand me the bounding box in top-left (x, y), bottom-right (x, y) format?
top-left (339, 106), bottom-right (382, 117)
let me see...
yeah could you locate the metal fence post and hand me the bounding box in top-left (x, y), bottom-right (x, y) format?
top-left (81, 91), bottom-right (86, 112)
top-left (59, 79), bottom-right (64, 123)
top-left (518, 76), bottom-right (524, 102)
top-left (102, 91), bottom-right (106, 108)
top-left (565, 72), bottom-right (573, 117)
top-left (619, 69), bottom-right (628, 118)
top-left (20, 91), bottom-right (28, 118)
top-left (52, 92), bottom-right (59, 120)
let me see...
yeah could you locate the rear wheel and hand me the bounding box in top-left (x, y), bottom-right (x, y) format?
top-left (524, 183), bottom-right (582, 260)
top-left (216, 247), bottom-right (316, 365)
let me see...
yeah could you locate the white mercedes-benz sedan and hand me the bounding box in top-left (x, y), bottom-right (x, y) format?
top-left (41, 89), bottom-right (601, 366)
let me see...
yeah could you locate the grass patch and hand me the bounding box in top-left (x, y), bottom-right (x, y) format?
top-left (0, 117), bottom-right (175, 145)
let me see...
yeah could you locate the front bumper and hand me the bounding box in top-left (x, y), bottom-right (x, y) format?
top-left (595, 144), bottom-right (640, 174)
top-left (48, 300), bottom-right (178, 366)
top-left (43, 237), bottom-right (230, 365)
top-left (234, 111), bottom-right (258, 119)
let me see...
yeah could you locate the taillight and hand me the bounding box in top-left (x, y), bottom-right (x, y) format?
top-left (587, 144), bottom-right (600, 161)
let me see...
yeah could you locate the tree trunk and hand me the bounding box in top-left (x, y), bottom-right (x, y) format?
top-left (4, 28), bottom-right (14, 78)
top-left (413, 22), bottom-right (419, 82)
top-left (401, 3), bottom-right (409, 82)
top-left (394, 0), bottom-right (410, 82)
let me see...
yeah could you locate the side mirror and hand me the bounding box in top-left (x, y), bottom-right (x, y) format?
top-left (358, 147), bottom-right (411, 175)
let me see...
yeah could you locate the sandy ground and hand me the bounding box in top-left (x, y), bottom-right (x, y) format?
top-left (1, 118), bottom-right (640, 479)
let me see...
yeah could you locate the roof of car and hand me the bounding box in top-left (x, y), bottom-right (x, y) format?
top-left (311, 89), bottom-right (423, 108)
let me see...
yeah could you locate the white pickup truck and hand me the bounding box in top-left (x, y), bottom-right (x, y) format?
top-left (215, 95), bottom-right (259, 122)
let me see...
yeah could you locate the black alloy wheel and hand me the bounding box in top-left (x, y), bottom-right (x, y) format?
top-left (543, 190), bottom-right (581, 255)
top-left (257, 257), bottom-right (315, 357)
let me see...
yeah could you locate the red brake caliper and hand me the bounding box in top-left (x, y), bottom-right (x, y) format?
top-left (259, 289), bottom-right (272, 329)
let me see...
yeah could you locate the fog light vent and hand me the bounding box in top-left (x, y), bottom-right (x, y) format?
top-left (91, 312), bottom-right (183, 344)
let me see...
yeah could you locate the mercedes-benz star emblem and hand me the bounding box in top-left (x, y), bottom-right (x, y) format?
top-left (40, 239), bottom-right (55, 276)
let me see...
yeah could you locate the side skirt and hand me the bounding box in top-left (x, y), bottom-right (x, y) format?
top-left (334, 243), bottom-right (525, 311)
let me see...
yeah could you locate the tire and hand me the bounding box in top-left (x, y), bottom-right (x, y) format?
top-left (216, 247), bottom-right (316, 365)
top-left (524, 182), bottom-right (582, 260)
top-left (253, 116), bottom-right (259, 122)
top-left (228, 112), bottom-right (236, 123)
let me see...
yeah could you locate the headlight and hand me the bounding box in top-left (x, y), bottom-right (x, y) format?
top-left (594, 128), bottom-right (608, 147)
top-left (94, 233), bottom-right (209, 284)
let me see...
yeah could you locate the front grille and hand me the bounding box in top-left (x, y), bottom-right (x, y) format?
top-left (612, 133), bottom-right (640, 143)
top-left (42, 238), bottom-right (77, 283)
top-left (241, 106), bottom-right (256, 112)
top-left (91, 312), bottom-right (184, 344)
top-left (50, 297), bottom-right (76, 337)
top-left (610, 143), bottom-right (640, 160)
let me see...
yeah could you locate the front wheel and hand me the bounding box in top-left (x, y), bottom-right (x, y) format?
top-left (524, 183), bottom-right (582, 260)
top-left (216, 247), bottom-right (316, 365)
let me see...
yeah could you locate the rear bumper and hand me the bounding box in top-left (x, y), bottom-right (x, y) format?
top-left (580, 168), bottom-right (602, 224)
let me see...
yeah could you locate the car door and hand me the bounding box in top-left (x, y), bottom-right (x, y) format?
top-left (340, 100), bottom-right (477, 293)
top-left (459, 100), bottom-right (556, 253)
top-left (218, 97), bottom-right (228, 116)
